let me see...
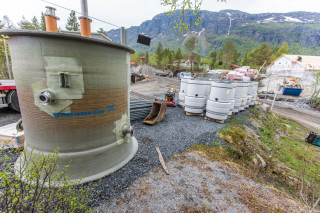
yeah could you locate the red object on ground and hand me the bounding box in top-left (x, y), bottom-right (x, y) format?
top-left (166, 101), bottom-right (175, 105)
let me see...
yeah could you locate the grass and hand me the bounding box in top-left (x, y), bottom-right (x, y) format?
top-left (191, 106), bottom-right (320, 210)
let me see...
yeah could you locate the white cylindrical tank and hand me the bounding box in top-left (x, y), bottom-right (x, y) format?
top-left (233, 82), bottom-right (243, 113)
top-left (208, 80), bottom-right (234, 102)
top-left (186, 79), bottom-right (208, 98)
top-left (228, 99), bottom-right (235, 116)
top-left (180, 78), bottom-right (188, 93)
top-left (179, 92), bottom-right (186, 106)
top-left (184, 79), bottom-right (210, 114)
top-left (250, 82), bottom-right (259, 106)
top-left (179, 78), bottom-right (189, 106)
top-left (206, 100), bottom-right (231, 120)
top-left (239, 82), bottom-right (249, 111)
top-left (205, 80), bottom-right (233, 120)
top-left (185, 96), bottom-right (206, 113)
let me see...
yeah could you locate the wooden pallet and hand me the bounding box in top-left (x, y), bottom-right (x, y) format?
top-left (204, 116), bottom-right (225, 124)
top-left (0, 123), bottom-right (24, 150)
top-left (178, 104), bottom-right (185, 109)
top-left (186, 112), bottom-right (204, 116)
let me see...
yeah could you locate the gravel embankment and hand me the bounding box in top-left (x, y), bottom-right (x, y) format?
top-left (0, 107), bottom-right (21, 127)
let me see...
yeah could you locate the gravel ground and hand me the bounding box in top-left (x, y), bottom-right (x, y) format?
top-left (0, 107), bottom-right (21, 127)
top-left (83, 106), bottom-right (251, 208)
top-left (95, 152), bottom-right (303, 213)
top-left (274, 100), bottom-right (312, 109)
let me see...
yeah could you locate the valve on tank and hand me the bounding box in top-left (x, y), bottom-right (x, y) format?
top-left (38, 90), bottom-right (54, 105)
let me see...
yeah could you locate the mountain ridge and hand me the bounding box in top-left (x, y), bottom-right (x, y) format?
top-left (107, 10), bottom-right (320, 56)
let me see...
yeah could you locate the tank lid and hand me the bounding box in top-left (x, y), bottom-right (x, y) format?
top-left (0, 29), bottom-right (135, 54)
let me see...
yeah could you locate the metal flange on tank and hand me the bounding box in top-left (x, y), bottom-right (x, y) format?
top-left (1, 30), bottom-right (138, 184)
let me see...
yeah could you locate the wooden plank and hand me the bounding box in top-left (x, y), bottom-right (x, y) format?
top-left (0, 123), bottom-right (24, 149)
top-left (185, 112), bottom-right (204, 116)
top-left (155, 146), bottom-right (169, 175)
top-left (204, 116), bottom-right (225, 124)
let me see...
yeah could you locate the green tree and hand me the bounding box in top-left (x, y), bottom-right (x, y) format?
top-left (155, 42), bottom-right (163, 68)
top-left (272, 41), bottom-right (289, 60)
top-left (31, 16), bottom-right (40, 30)
top-left (168, 50), bottom-right (174, 68)
top-left (241, 49), bottom-right (250, 66)
top-left (184, 37), bottom-right (197, 70)
top-left (66, 11), bottom-right (79, 31)
top-left (221, 40), bottom-right (238, 68)
top-left (97, 27), bottom-right (108, 36)
top-left (145, 52), bottom-right (149, 65)
top-left (175, 48), bottom-right (182, 68)
top-left (208, 51), bottom-right (217, 69)
top-left (18, 16), bottom-right (33, 30)
top-left (162, 0), bottom-right (225, 34)
top-left (249, 43), bottom-right (273, 67)
top-left (40, 12), bottom-right (46, 31)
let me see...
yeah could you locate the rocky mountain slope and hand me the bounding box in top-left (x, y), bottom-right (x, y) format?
top-left (107, 10), bottom-right (320, 56)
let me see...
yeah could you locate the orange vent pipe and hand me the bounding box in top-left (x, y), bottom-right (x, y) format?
top-left (79, 17), bottom-right (92, 37)
top-left (44, 6), bottom-right (59, 32)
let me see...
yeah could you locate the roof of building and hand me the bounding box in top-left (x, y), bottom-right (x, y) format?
top-left (278, 54), bottom-right (320, 71)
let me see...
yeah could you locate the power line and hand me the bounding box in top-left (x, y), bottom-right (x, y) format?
top-left (40, 0), bottom-right (121, 28)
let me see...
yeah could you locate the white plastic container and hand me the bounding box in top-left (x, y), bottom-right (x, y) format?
top-left (179, 92), bottom-right (186, 106)
top-left (228, 99), bottom-right (235, 115)
top-left (180, 78), bottom-right (188, 93)
top-left (187, 79), bottom-right (209, 98)
top-left (209, 80), bottom-right (234, 102)
top-left (206, 100), bottom-right (231, 120)
top-left (185, 96), bottom-right (206, 114)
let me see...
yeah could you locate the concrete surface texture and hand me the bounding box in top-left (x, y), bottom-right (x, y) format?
top-left (130, 75), bottom-right (181, 98)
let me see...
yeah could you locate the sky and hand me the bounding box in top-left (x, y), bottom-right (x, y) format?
top-left (1, 0), bottom-right (320, 32)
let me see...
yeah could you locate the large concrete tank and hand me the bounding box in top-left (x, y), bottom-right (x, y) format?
top-left (2, 30), bottom-right (138, 184)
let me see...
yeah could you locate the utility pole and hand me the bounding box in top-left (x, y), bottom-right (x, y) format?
top-left (3, 38), bottom-right (12, 79)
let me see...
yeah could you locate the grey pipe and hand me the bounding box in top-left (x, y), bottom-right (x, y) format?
top-left (80, 0), bottom-right (88, 17)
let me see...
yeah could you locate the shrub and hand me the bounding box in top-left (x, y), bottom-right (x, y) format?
top-left (0, 146), bottom-right (96, 212)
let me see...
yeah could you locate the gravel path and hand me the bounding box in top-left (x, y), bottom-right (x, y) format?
top-left (85, 105), bottom-right (235, 207)
top-left (0, 107), bottom-right (21, 127)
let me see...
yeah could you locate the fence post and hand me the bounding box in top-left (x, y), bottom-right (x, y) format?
top-left (3, 38), bottom-right (12, 79)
